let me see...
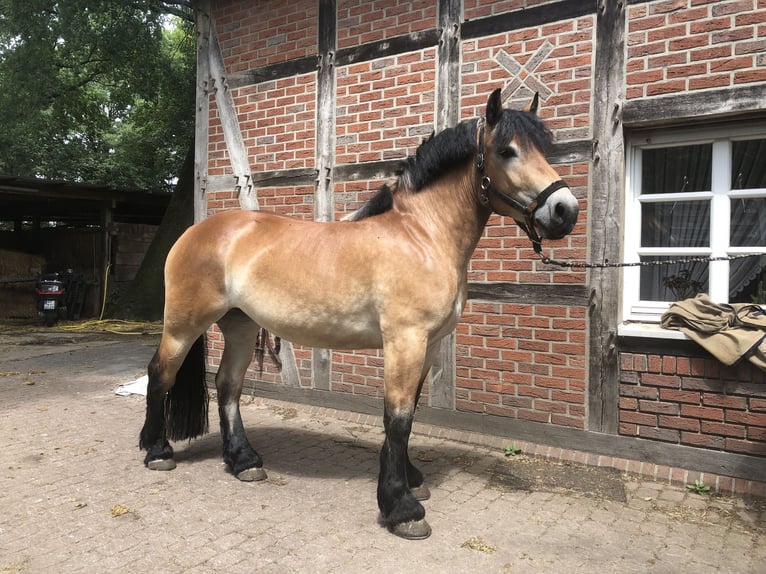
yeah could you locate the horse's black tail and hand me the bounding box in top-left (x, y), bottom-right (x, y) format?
top-left (165, 335), bottom-right (209, 441)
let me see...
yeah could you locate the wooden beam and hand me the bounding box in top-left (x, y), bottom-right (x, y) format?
top-left (462, 0), bottom-right (595, 39)
top-left (468, 282), bottom-right (589, 306)
top-left (226, 56), bottom-right (318, 90)
top-left (622, 85), bottom-right (766, 127)
top-left (207, 20), bottom-right (257, 211)
top-left (312, 0), bottom-right (337, 391)
top-left (587, 0), bottom-right (627, 434)
top-left (193, 1), bottom-right (211, 223)
top-left (335, 29), bottom-right (440, 67)
top-left (429, 0), bottom-right (463, 410)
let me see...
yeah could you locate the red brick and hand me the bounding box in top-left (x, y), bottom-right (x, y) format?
top-left (702, 393), bottom-right (748, 409)
top-left (619, 422), bottom-right (639, 436)
top-left (681, 432), bottom-right (725, 449)
top-left (620, 397), bottom-right (639, 410)
top-left (640, 400), bottom-right (680, 415)
top-left (681, 404), bottom-right (724, 421)
top-left (659, 415), bottom-right (700, 432)
top-left (659, 388), bottom-right (701, 404)
top-left (622, 384), bottom-right (659, 399)
top-left (724, 438), bottom-right (766, 456)
top-left (647, 79), bottom-right (687, 96)
top-left (642, 373), bottom-right (681, 388)
top-left (735, 68), bottom-right (766, 83)
top-left (701, 420), bottom-right (746, 438)
top-left (725, 410), bottom-right (766, 426)
top-left (621, 411), bottom-right (658, 426)
top-left (639, 425), bottom-right (679, 443)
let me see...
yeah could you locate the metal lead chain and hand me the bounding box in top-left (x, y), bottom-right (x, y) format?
top-left (538, 252), bottom-right (763, 269)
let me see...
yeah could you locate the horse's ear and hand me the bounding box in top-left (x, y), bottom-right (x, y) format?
top-left (524, 92), bottom-right (540, 115)
top-left (485, 88), bottom-right (502, 127)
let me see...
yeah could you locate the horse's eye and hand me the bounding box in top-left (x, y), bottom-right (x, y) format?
top-left (499, 147), bottom-right (517, 159)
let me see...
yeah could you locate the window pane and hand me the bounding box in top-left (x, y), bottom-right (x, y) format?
top-left (639, 257), bottom-right (709, 301)
top-left (641, 144), bottom-right (712, 195)
top-left (730, 198), bottom-right (766, 247)
top-left (641, 201), bottom-right (710, 247)
top-left (730, 255), bottom-right (766, 303)
top-left (732, 139), bottom-right (766, 190)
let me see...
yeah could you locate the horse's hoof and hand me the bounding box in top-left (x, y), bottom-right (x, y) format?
top-left (390, 519), bottom-right (432, 540)
top-left (237, 467), bottom-right (268, 482)
top-left (147, 458), bottom-right (176, 471)
top-left (410, 485), bottom-right (431, 501)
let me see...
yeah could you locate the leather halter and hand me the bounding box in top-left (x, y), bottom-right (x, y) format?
top-left (475, 116), bottom-right (568, 254)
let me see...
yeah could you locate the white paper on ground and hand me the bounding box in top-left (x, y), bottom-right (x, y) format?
top-left (115, 374), bottom-right (148, 396)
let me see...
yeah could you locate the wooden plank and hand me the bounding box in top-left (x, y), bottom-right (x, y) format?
top-left (549, 140), bottom-right (593, 166)
top-left (250, 168), bottom-right (316, 187)
top-left (468, 282), bottom-right (589, 306)
top-left (434, 8), bottom-right (460, 410)
top-left (193, 1), bottom-right (211, 223)
top-left (335, 29), bottom-right (440, 67)
top-left (312, 0), bottom-right (337, 392)
top-left (622, 85), bottom-right (766, 127)
top-left (227, 56), bottom-right (318, 90)
top-left (333, 159), bottom-right (399, 182)
top-left (462, 0), bottom-right (595, 39)
top-left (587, 0), bottom-right (627, 434)
top-left (207, 21), bottom-right (258, 211)
top-left (429, 0), bottom-right (463, 410)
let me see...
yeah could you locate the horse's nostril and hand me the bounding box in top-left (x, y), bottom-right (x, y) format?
top-left (554, 201), bottom-right (566, 219)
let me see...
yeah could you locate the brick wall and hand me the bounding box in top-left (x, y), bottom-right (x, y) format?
top-left (457, 301), bottom-right (587, 428)
top-left (620, 351), bottom-right (766, 457)
top-left (214, 0), bottom-right (317, 73)
top-left (626, 0), bottom-right (766, 99)
top-left (337, 0), bottom-right (437, 49)
top-left (336, 50), bottom-right (436, 165)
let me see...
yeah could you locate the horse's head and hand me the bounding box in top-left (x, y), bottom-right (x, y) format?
top-left (477, 88), bottom-right (579, 246)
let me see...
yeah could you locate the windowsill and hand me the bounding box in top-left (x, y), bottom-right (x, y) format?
top-left (618, 323), bottom-right (690, 340)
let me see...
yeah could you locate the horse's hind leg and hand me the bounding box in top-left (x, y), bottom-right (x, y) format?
top-left (215, 309), bottom-right (266, 482)
top-left (140, 333), bottom-right (207, 470)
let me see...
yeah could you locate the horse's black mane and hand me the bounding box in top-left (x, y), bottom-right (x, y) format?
top-left (348, 109), bottom-right (552, 221)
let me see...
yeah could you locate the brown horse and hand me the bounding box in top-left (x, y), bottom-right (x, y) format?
top-left (139, 89), bottom-right (579, 539)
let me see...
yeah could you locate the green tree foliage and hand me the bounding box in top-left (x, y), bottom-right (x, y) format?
top-left (0, 0), bottom-right (194, 192)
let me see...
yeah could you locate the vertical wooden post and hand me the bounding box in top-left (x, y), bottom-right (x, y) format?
top-left (429, 0), bottom-right (463, 409)
top-left (312, 0), bottom-right (337, 391)
top-left (588, 0), bottom-right (626, 434)
top-left (193, 0), bottom-right (210, 223)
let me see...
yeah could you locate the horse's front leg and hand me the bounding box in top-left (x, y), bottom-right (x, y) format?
top-left (378, 335), bottom-right (432, 540)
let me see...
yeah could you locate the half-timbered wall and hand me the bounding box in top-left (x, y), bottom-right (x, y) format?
top-left (193, 0), bottom-right (766, 487)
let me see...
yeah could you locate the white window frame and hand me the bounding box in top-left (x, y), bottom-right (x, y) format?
top-left (621, 121), bottom-right (766, 332)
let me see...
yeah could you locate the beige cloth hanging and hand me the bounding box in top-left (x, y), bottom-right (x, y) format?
top-left (660, 293), bottom-right (766, 371)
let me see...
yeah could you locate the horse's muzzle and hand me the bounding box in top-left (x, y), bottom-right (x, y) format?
top-left (533, 190), bottom-right (580, 240)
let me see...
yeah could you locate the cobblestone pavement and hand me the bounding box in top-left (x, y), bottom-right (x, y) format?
top-left (1, 330), bottom-right (764, 573)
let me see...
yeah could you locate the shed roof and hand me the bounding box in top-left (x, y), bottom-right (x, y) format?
top-left (0, 175), bottom-right (170, 226)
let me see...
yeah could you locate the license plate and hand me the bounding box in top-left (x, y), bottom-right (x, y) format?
top-left (43, 300), bottom-right (56, 310)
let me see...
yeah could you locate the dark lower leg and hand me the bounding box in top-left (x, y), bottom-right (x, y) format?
top-left (377, 410), bottom-right (425, 526)
top-left (218, 397), bottom-right (263, 476)
top-left (139, 354), bottom-right (174, 465)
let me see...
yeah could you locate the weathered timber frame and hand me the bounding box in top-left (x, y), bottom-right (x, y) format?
top-left (191, 0), bottom-right (765, 483)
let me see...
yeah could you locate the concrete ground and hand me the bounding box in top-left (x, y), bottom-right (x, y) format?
top-left (0, 327), bottom-right (764, 573)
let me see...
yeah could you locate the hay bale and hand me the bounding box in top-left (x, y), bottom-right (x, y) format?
top-left (0, 249), bottom-right (45, 278)
top-left (0, 249), bottom-right (45, 319)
